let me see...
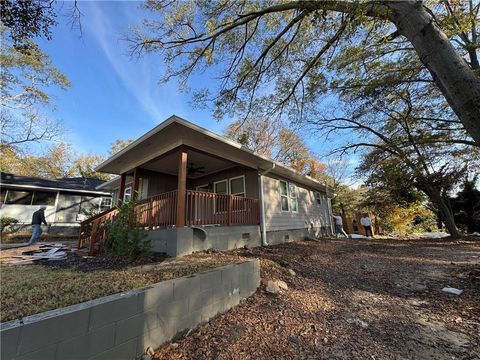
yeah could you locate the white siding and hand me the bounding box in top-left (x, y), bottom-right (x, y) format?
top-left (262, 175), bottom-right (331, 231)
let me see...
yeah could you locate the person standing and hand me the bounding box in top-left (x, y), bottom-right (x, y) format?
top-left (361, 213), bottom-right (374, 238)
top-left (28, 205), bottom-right (48, 245)
top-left (332, 214), bottom-right (348, 238)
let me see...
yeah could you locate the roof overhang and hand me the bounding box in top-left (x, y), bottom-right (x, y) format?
top-left (96, 115), bottom-right (333, 194)
top-left (1, 183), bottom-right (111, 196)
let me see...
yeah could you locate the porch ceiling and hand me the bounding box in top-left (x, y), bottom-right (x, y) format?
top-left (142, 149), bottom-right (236, 179)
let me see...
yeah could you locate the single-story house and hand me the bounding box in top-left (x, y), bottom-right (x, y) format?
top-left (81, 115), bottom-right (334, 255)
top-left (0, 173), bottom-right (112, 235)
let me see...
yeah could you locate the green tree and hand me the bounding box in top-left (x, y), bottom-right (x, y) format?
top-left (131, 0), bottom-right (480, 144)
top-left (452, 178), bottom-right (480, 233)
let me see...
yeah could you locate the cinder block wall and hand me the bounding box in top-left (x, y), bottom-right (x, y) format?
top-left (0, 260), bottom-right (261, 360)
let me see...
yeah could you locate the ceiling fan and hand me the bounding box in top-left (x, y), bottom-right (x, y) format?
top-left (187, 163), bottom-right (206, 176)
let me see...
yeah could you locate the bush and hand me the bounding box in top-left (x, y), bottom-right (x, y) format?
top-left (384, 203), bottom-right (438, 235)
top-left (0, 217), bottom-right (19, 233)
top-left (103, 201), bottom-right (151, 259)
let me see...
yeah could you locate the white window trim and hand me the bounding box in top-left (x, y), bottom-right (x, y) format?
top-left (213, 179), bottom-right (228, 195)
top-left (279, 180), bottom-right (289, 212)
top-left (123, 185), bottom-right (132, 203)
top-left (289, 183), bottom-right (298, 213)
top-left (315, 191), bottom-right (322, 206)
top-left (229, 175), bottom-right (246, 197)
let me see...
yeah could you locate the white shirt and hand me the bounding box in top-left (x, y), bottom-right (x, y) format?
top-left (333, 215), bottom-right (343, 226)
top-left (361, 217), bottom-right (372, 227)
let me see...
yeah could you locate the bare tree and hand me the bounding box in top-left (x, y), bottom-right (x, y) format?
top-left (129, 0), bottom-right (480, 145)
top-left (0, 30), bottom-right (69, 148)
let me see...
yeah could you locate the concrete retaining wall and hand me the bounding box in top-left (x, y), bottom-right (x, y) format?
top-left (0, 260), bottom-right (260, 360)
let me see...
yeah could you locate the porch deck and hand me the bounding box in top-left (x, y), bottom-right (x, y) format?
top-left (78, 190), bottom-right (260, 254)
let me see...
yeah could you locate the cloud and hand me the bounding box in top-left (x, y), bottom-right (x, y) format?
top-left (83, 1), bottom-right (185, 123)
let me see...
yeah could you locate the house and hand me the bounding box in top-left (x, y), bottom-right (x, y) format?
top-left (80, 116), bottom-right (334, 255)
top-left (0, 173), bottom-right (112, 235)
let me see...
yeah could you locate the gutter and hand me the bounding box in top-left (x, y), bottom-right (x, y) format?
top-left (258, 163), bottom-right (275, 246)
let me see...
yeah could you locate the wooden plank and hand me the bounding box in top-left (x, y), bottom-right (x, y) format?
top-left (132, 167), bottom-right (140, 200)
top-left (118, 172), bottom-right (126, 205)
top-left (227, 195), bottom-right (232, 226)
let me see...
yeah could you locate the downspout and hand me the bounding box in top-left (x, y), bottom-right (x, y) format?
top-left (327, 197), bottom-right (334, 235)
top-left (258, 163), bottom-right (275, 246)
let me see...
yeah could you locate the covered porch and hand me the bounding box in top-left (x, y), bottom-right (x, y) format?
top-left (103, 145), bottom-right (260, 227)
top-left (80, 145), bottom-right (260, 254)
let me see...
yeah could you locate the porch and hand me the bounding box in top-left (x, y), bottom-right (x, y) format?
top-left (79, 146), bottom-right (261, 254)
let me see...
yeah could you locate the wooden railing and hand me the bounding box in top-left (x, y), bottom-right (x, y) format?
top-left (78, 189), bottom-right (259, 254)
top-left (136, 190), bottom-right (178, 228)
top-left (78, 207), bottom-right (119, 254)
top-left (185, 190), bottom-right (259, 226)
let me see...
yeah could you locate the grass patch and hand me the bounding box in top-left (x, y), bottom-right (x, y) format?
top-left (0, 258), bottom-right (235, 322)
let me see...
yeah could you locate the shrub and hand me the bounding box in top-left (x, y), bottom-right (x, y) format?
top-left (0, 217), bottom-right (19, 233)
top-left (103, 201), bottom-right (150, 259)
top-left (384, 203), bottom-right (438, 235)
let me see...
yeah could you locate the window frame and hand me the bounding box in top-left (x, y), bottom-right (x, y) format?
top-left (289, 183), bottom-right (298, 213)
top-left (314, 191), bottom-right (322, 206)
top-left (100, 197), bottom-right (112, 211)
top-left (229, 175), bottom-right (246, 197)
top-left (5, 189), bottom-right (34, 205)
top-left (213, 179), bottom-right (228, 213)
top-left (123, 185), bottom-right (132, 203)
top-left (0, 189), bottom-right (7, 205)
top-left (213, 179), bottom-right (228, 195)
top-left (279, 180), bottom-right (289, 212)
top-left (32, 190), bottom-right (57, 206)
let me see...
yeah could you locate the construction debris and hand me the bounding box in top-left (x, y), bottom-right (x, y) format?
top-left (441, 287), bottom-right (464, 296)
top-left (0, 243), bottom-right (69, 265)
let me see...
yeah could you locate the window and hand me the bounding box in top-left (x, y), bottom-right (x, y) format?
top-left (315, 191), bottom-right (322, 205)
top-left (5, 190), bottom-right (33, 205)
top-left (0, 189), bottom-right (7, 205)
top-left (100, 197), bottom-right (112, 212)
top-left (123, 186), bottom-right (132, 203)
top-left (214, 180), bottom-right (228, 195)
top-left (229, 176), bottom-right (245, 197)
top-left (32, 191), bottom-right (57, 206)
top-left (289, 183), bottom-right (298, 212)
top-left (279, 180), bottom-right (289, 211)
top-left (214, 180), bottom-right (228, 212)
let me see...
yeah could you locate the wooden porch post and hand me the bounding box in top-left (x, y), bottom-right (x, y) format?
top-left (132, 167), bottom-right (140, 200)
top-left (176, 147), bottom-right (188, 227)
top-left (118, 173), bottom-right (126, 205)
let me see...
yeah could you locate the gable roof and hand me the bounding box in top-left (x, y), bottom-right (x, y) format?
top-left (96, 115), bottom-right (333, 195)
top-left (0, 173), bottom-right (111, 195)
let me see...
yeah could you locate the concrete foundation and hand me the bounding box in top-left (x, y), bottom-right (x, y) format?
top-left (266, 226), bottom-right (331, 245)
top-left (0, 260), bottom-right (260, 360)
top-left (148, 225), bottom-right (261, 256)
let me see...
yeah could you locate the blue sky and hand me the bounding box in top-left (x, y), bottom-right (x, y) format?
top-left (39, 1), bottom-right (213, 154)
top-left (37, 1), bottom-right (358, 183)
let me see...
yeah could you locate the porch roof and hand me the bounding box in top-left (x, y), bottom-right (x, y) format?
top-left (95, 116), bottom-right (332, 195)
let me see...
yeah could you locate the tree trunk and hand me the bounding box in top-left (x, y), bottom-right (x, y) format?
top-left (389, 1), bottom-right (480, 145)
top-left (426, 188), bottom-right (460, 237)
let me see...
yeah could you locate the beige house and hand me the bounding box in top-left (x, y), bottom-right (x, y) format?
top-left (80, 116), bottom-right (334, 256)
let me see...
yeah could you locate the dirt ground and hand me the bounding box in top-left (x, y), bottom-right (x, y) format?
top-left (154, 237), bottom-right (480, 360)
